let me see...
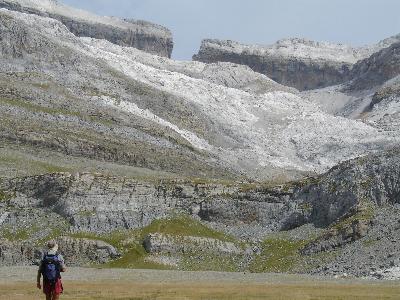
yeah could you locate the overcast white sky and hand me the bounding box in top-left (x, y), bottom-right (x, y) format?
top-left (61, 0), bottom-right (400, 60)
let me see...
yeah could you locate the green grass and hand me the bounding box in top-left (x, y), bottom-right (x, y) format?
top-left (181, 251), bottom-right (243, 272)
top-left (0, 97), bottom-right (115, 128)
top-left (0, 189), bottom-right (12, 202)
top-left (330, 204), bottom-right (375, 231)
top-left (68, 231), bottom-right (131, 249)
top-left (77, 210), bottom-right (96, 217)
top-left (362, 238), bottom-right (378, 247)
top-left (35, 222), bottom-right (71, 247)
top-left (31, 82), bottom-right (51, 90)
top-left (249, 238), bottom-right (309, 273)
top-left (0, 97), bottom-right (81, 118)
top-left (102, 243), bottom-right (172, 270)
top-left (139, 214), bottom-right (236, 242)
top-left (0, 152), bottom-right (71, 175)
top-left (29, 160), bottom-right (70, 173)
top-left (0, 226), bottom-right (39, 242)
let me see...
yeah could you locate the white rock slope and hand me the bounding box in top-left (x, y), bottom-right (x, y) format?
top-left (1, 8), bottom-right (400, 180)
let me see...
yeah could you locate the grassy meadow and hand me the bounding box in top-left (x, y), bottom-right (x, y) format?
top-left (1, 280), bottom-right (400, 300)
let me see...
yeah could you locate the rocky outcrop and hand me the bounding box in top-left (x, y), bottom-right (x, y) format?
top-left (197, 62), bottom-right (297, 94)
top-left (310, 207), bottom-right (400, 277)
top-left (0, 0), bottom-right (173, 57)
top-left (57, 237), bottom-right (120, 265)
top-left (143, 233), bottom-right (243, 255)
top-left (0, 173), bottom-right (298, 239)
top-left (193, 38), bottom-right (370, 90)
top-left (349, 42), bottom-right (400, 91)
top-left (296, 148), bottom-right (400, 227)
top-left (0, 239), bottom-right (39, 266)
top-left (1, 149), bottom-right (400, 273)
top-left (370, 79), bottom-right (400, 109)
top-left (302, 218), bottom-right (372, 255)
top-left (2, 148), bottom-right (400, 241)
top-left (0, 237), bottom-right (118, 266)
top-left (363, 76), bottom-right (400, 134)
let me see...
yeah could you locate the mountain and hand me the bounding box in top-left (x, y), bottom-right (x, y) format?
top-left (0, 0), bottom-right (173, 57)
top-left (2, 7), bottom-right (397, 181)
top-left (302, 42), bottom-right (400, 127)
top-left (193, 37), bottom-right (400, 91)
top-left (0, 1), bottom-right (400, 278)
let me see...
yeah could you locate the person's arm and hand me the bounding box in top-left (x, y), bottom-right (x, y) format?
top-left (37, 262), bottom-right (42, 289)
top-left (59, 254), bottom-right (66, 272)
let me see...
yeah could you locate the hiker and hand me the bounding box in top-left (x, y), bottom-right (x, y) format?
top-left (37, 240), bottom-right (66, 300)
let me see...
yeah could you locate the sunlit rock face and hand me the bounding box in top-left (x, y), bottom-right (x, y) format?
top-left (193, 37), bottom-right (400, 91)
top-left (0, 0), bottom-right (173, 57)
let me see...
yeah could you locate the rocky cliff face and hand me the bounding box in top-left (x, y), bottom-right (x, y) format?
top-left (296, 148), bottom-right (400, 227)
top-left (0, 0), bottom-right (173, 57)
top-left (0, 172), bottom-right (298, 269)
top-left (193, 37), bottom-right (400, 91)
top-left (0, 173), bottom-right (298, 238)
top-left (0, 237), bottom-right (119, 266)
top-left (1, 149), bottom-right (400, 275)
top-left (349, 42), bottom-right (400, 91)
top-left (193, 38), bottom-right (371, 91)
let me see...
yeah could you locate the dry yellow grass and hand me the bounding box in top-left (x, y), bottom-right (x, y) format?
top-left (1, 281), bottom-right (400, 300)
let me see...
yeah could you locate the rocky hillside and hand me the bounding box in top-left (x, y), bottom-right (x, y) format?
top-left (1, 1), bottom-right (400, 279)
top-left (0, 8), bottom-right (398, 182)
top-left (297, 149), bottom-right (400, 278)
top-left (193, 37), bottom-right (400, 91)
top-left (0, 0), bottom-right (173, 57)
top-left (303, 42), bottom-right (400, 126)
top-left (1, 149), bottom-right (400, 276)
top-left (349, 42), bottom-right (400, 91)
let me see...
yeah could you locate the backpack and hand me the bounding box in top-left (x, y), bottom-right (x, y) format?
top-left (41, 253), bottom-right (61, 286)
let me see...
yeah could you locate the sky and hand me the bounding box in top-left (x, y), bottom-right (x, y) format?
top-left (61, 0), bottom-right (400, 60)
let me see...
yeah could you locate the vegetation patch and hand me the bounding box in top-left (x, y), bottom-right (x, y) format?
top-left (0, 152), bottom-right (71, 175)
top-left (249, 238), bottom-right (309, 273)
top-left (31, 82), bottom-right (51, 90)
top-left (0, 189), bottom-right (13, 202)
top-left (360, 176), bottom-right (375, 190)
top-left (330, 203), bottom-right (375, 232)
top-left (139, 214), bottom-right (236, 242)
top-left (0, 97), bottom-right (81, 118)
top-left (103, 243), bottom-right (172, 270)
top-left (180, 251), bottom-right (242, 272)
top-left (1, 225), bottom-right (39, 242)
top-left (362, 238), bottom-right (378, 247)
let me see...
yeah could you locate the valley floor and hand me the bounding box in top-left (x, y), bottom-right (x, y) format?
top-left (1, 267), bottom-right (399, 300)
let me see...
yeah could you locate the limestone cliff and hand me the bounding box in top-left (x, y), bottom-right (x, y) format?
top-left (349, 42), bottom-right (400, 91)
top-left (193, 38), bottom-right (399, 91)
top-left (0, 0), bottom-right (173, 57)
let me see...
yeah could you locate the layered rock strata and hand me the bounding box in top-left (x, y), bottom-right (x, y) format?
top-left (0, 0), bottom-right (173, 57)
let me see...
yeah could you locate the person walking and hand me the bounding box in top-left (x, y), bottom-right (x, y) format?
top-left (37, 240), bottom-right (66, 300)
